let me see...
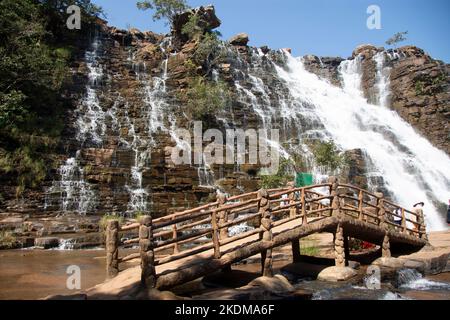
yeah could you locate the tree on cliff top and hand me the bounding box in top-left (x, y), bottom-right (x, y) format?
top-left (137, 0), bottom-right (190, 25)
top-left (386, 31), bottom-right (408, 48)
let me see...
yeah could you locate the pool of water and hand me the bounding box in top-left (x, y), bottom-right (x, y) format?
top-left (0, 249), bottom-right (449, 300)
top-left (0, 249), bottom-right (107, 300)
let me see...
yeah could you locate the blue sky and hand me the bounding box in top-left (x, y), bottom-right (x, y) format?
top-left (92, 0), bottom-right (450, 62)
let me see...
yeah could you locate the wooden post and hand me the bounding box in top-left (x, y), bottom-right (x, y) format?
top-left (217, 193), bottom-right (228, 240)
top-left (329, 177), bottom-right (341, 217)
top-left (258, 189), bottom-right (273, 277)
top-left (106, 220), bottom-right (119, 279)
top-left (301, 188), bottom-right (307, 224)
top-left (289, 186), bottom-right (301, 263)
top-left (358, 190), bottom-right (364, 221)
top-left (139, 215), bottom-right (156, 288)
top-left (382, 233), bottom-right (391, 258)
top-left (334, 223), bottom-right (346, 268)
top-left (375, 192), bottom-right (385, 229)
top-left (401, 208), bottom-right (407, 233)
top-left (172, 216), bottom-right (179, 254)
top-left (211, 210), bottom-right (221, 259)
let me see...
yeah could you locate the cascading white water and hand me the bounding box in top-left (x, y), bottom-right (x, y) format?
top-left (122, 40), bottom-right (174, 214)
top-left (338, 55), bottom-right (364, 99)
top-left (397, 269), bottom-right (450, 290)
top-left (76, 37), bottom-right (107, 145)
top-left (46, 37), bottom-right (106, 214)
top-left (374, 52), bottom-right (391, 108)
top-left (45, 152), bottom-right (95, 214)
top-left (275, 52), bottom-right (449, 230)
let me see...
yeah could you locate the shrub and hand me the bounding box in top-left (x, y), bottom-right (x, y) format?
top-left (0, 231), bottom-right (18, 249)
top-left (181, 14), bottom-right (202, 39)
top-left (259, 158), bottom-right (296, 189)
top-left (311, 140), bottom-right (347, 172)
top-left (99, 214), bottom-right (124, 231)
top-left (181, 77), bottom-right (232, 119)
top-left (192, 32), bottom-right (225, 68)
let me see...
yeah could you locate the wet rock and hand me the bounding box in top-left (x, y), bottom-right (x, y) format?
top-left (317, 266), bottom-right (357, 282)
top-left (229, 33), bottom-right (250, 46)
top-left (35, 237), bottom-right (60, 249)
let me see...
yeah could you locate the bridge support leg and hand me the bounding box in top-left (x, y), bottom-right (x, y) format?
top-left (140, 215), bottom-right (156, 288)
top-left (382, 234), bottom-right (391, 258)
top-left (334, 224), bottom-right (346, 268)
top-left (106, 220), bottom-right (119, 280)
top-left (344, 234), bottom-right (350, 267)
top-left (291, 239), bottom-right (301, 263)
top-left (259, 189), bottom-right (273, 277)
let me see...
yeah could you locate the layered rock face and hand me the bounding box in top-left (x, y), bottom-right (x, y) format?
top-left (0, 6), bottom-right (448, 226)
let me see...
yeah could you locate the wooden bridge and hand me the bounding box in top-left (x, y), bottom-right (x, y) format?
top-left (98, 177), bottom-right (428, 294)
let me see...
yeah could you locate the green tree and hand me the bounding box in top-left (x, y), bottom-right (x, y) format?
top-left (137, 0), bottom-right (190, 25)
top-left (0, 0), bottom-right (102, 195)
top-left (386, 31), bottom-right (408, 47)
top-left (181, 77), bottom-right (231, 119)
top-left (311, 140), bottom-right (347, 171)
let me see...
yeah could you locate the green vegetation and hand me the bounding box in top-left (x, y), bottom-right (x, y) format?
top-left (0, 0), bottom-right (102, 196)
top-left (99, 214), bottom-right (124, 231)
top-left (259, 141), bottom-right (346, 189)
top-left (311, 140), bottom-right (347, 172)
top-left (386, 31), bottom-right (408, 47)
top-left (192, 32), bottom-right (225, 68)
top-left (181, 76), bottom-right (232, 119)
top-left (0, 231), bottom-right (18, 249)
top-left (415, 80), bottom-right (426, 95)
top-left (137, 0), bottom-right (190, 24)
top-left (415, 72), bottom-right (446, 96)
top-left (300, 242), bottom-right (319, 256)
top-left (181, 14), bottom-right (202, 39)
top-left (259, 158), bottom-right (296, 189)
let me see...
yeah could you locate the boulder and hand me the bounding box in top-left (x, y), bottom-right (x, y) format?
top-left (245, 275), bottom-right (295, 294)
top-left (317, 266), bottom-right (357, 282)
top-left (35, 237), bottom-right (60, 249)
top-left (352, 44), bottom-right (380, 59)
top-left (229, 33), bottom-right (250, 46)
top-left (172, 5), bottom-right (221, 38)
top-left (372, 257), bottom-right (406, 269)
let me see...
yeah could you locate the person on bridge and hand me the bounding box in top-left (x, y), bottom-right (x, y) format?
top-left (447, 200), bottom-right (450, 225)
top-left (393, 208), bottom-right (402, 226)
top-left (412, 202), bottom-right (425, 232)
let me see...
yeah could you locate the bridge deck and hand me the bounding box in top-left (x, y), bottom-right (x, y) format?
top-left (90, 208), bottom-right (426, 298)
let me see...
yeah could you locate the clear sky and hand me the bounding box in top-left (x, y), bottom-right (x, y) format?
top-left (92, 0), bottom-right (450, 62)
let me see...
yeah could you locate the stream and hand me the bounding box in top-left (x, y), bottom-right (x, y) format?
top-left (0, 249), bottom-right (448, 300)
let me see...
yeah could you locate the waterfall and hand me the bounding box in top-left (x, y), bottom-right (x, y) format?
top-left (339, 55), bottom-right (364, 99)
top-left (397, 269), bottom-right (450, 290)
top-left (45, 36), bottom-right (106, 214)
top-left (45, 153), bottom-right (96, 214)
top-left (76, 37), bottom-right (107, 145)
top-left (374, 52), bottom-right (391, 108)
top-left (123, 39), bottom-right (174, 214)
top-left (274, 52), bottom-right (449, 230)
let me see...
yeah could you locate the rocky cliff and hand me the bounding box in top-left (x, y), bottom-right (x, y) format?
top-left (1, 5), bottom-right (449, 232)
top-left (304, 45), bottom-right (450, 155)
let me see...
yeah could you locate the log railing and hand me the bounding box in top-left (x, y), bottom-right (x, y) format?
top-left (104, 177), bottom-right (428, 286)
